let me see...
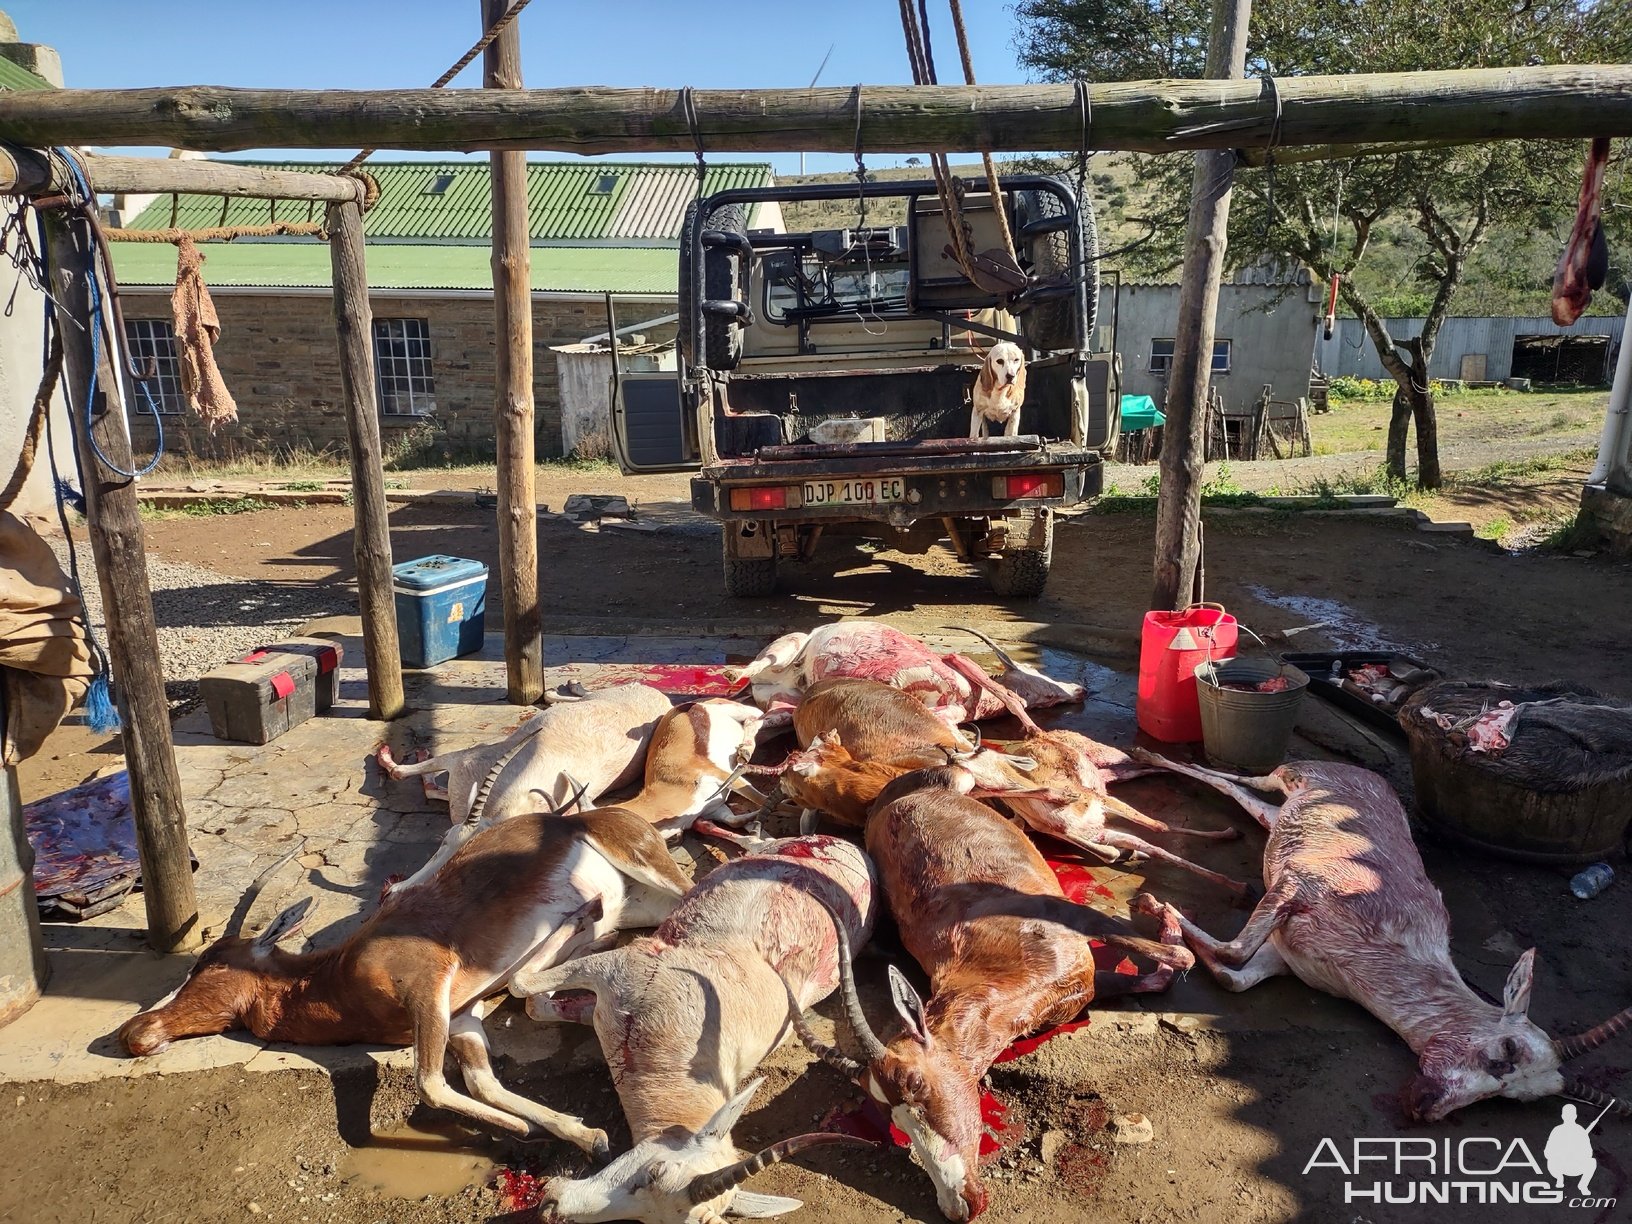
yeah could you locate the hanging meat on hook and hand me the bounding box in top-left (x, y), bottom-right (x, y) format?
top-left (1551, 137), bottom-right (1612, 326)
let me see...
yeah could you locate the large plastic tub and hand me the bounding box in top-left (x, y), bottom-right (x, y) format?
top-left (392, 555), bottom-right (488, 668)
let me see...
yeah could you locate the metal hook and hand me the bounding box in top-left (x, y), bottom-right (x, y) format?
top-left (681, 86), bottom-right (707, 198)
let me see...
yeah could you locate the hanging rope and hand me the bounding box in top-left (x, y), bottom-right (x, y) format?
top-left (947, 0), bottom-right (1017, 264)
top-left (898, 0), bottom-right (975, 281)
top-left (0, 329), bottom-right (60, 514)
top-left (340, 0), bottom-right (536, 175)
top-left (45, 148), bottom-right (166, 480)
top-left (1259, 75), bottom-right (1285, 244)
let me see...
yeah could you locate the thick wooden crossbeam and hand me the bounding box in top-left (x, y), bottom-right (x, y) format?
top-left (0, 148), bottom-right (359, 200)
top-left (0, 68), bottom-right (1625, 155)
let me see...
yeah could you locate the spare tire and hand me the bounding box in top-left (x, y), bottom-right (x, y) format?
top-left (1016, 176), bottom-right (1098, 353)
top-left (678, 200), bottom-right (747, 372)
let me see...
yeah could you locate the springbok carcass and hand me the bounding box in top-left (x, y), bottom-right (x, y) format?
top-left (1132, 752), bottom-right (1632, 1121)
top-left (792, 766), bottom-right (1194, 1220)
top-left (738, 621), bottom-right (1083, 730)
top-left (377, 683), bottom-right (673, 894)
top-left (510, 834), bottom-right (877, 1223)
top-left (776, 679), bottom-right (1250, 895)
top-left (613, 698), bottom-right (768, 839)
top-left (116, 803), bottom-right (694, 1154)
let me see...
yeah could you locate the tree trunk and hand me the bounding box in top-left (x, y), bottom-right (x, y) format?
top-left (1387, 390), bottom-right (1413, 481)
top-left (1413, 388), bottom-right (1442, 489)
top-left (1149, 0), bottom-right (1254, 612)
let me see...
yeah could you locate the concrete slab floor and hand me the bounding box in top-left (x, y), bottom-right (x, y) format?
top-left (0, 624), bottom-right (1520, 1089)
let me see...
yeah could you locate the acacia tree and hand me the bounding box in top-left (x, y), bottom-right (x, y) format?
top-left (1016, 0), bottom-right (1630, 487)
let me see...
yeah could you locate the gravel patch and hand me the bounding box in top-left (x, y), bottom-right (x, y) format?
top-left (51, 535), bottom-right (347, 713)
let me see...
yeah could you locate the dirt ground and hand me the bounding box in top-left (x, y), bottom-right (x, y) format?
top-left (10, 485), bottom-right (1632, 1224)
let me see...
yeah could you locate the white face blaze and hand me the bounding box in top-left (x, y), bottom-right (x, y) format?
top-left (890, 1103), bottom-right (971, 1222)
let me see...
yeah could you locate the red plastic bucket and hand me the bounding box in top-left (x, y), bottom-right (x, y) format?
top-left (1137, 604), bottom-right (1239, 743)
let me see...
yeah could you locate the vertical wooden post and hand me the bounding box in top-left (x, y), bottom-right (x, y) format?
top-left (42, 207), bottom-right (200, 952)
top-left (1151, 0), bottom-right (1253, 611)
top-left (326, 191), bottom-right (404, 720)
top-left (485, 0), bottom-right (543, 705)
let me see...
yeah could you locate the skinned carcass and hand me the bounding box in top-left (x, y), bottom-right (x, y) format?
top-left (792, 766), bottom-right (1194, 1220)
top-left (1552, 137), bottom-right (1612, 326)
top-left (117, 804), bottom-right (693, 1153)
top-left (510, 834), bottom-right (876, 1223)
top-left (1132, 752), bottom-right (1632, 1121)
top-left (739, 621), bottom-right (1083, 729)
top-left (377, 683), bottom-right (672, 893)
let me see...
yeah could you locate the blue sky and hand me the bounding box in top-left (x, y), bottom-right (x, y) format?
top-left (8, 0), bottom-right (1035, 174)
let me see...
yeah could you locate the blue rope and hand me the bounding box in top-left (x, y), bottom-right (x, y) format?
top-left (53, 149), bottom-right (165, 481)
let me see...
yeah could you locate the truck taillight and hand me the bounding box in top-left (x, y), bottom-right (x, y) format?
top-left (996, 473), bottom-right (1063, 499)
top-left (729, 486), bottom-right (791, 512)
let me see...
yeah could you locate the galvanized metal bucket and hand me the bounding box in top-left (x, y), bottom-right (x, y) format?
top-left (1196, 658), bottom-right (1310, 774)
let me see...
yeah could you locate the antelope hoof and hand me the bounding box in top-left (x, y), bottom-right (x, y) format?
top-left (378, 873), bottom-right (404, 903)
top-left (1130, 891), bottom-right (1168, 919)
top-left (588, 1128), bottom-right (611, 1162)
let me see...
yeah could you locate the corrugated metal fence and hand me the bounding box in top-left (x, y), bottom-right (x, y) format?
top-left (1316, 314), bottom-right (1625, 384)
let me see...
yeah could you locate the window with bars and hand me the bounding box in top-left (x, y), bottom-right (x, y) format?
top-left (121, 319), bottom-right (187, 414)
top-left (372, 319), bottom-right (436, 416)
top-left (1149, 338), bottom-right (1232, 375)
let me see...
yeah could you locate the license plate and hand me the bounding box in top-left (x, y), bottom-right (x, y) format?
top-left (802, 477), bottom-right (906, 507)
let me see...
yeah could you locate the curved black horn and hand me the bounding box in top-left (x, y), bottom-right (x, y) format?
top-left (1562, 1079), bottom-right (1632, 1116)
top-left (782, 976), bottom-right (864, 1081)
top-left (1556, 1005), bottom-right (1632, 1060)
top-left (554, 774), bottom-right (591, 817)
top-left (225, 840), bottom-right (306, 938)
top-left (829, 903), bottom-right (890, 1064)
top-left (939, 624), bottom-right (1019, 670)
top-left (686, 1133), bottom-right (865, 1205)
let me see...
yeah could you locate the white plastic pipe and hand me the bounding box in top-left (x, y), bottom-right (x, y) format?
top-left (1587, 294), bottom-right (1632, 487)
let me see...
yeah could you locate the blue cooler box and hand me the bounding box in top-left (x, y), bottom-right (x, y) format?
top-left (392, 555), bottom-right (488, 668)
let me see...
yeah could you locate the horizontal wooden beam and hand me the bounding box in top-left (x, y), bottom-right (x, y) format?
top-left (0, 147), bottom-right (363, 201)
top-left (0, 68), bottom-right (1625, 156)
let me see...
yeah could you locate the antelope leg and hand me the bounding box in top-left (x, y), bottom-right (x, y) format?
top-left (1130, 749), bottom-right (1285, 830)
top-left (1133, 889), bottom-right (1295, 988)
top-left (447, 1011), bottom-right (609, 1157)
top-left (1103, 794), bottom-right (1240, 840)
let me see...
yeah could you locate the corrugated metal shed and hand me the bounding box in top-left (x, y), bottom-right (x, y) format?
top-left (108, 242), bottom-right (679, 294)
top-left (0, 57), bottom-right (51, 91)
top-left (1317, 314), bottom-right (1626, 383)
top-left (123, 160), bottom-right (773, 242)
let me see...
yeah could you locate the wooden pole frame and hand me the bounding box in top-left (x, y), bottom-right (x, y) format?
top-left (0, 149), bottom-right (361, 201)
top-left (484, 0), bottom-right (543, 706)
top-left (0, 68), bottom-right (1628, 155)
top-left (1152, 0), bottom-right (1254, 612)
top-left (41, 204), bottom-right (202, 952)
top-left (327, 194), bottom-right (406, 722)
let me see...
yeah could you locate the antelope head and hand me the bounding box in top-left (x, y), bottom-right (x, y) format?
top-left (940, 626), bottom-right (1085, 711)
top-left (789, 916), bottom-right (990, 1221)
top-left (1403, 949), bottom-right (1632, 1122)
top-left (118, 895), bottom-right (312, 1056)
top-left (538, 1078), bottom-right (858, 1224)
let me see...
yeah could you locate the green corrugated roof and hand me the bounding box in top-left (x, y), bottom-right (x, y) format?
top-left (126, 160), bottom-right (773, 242)
top-left (0, 57), bottom-right (51, 92)
top-left (108, 240), bottom-right (678, 294)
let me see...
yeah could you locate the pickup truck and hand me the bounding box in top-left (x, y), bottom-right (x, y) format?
top-left (609, 173), bottom-right (1120, 598)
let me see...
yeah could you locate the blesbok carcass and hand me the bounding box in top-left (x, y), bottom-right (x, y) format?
top-left (1131, 752), bottom-right (1632, 1121)
top-left (377, 683), bottom-right (672, 894)
top-left (791, 766), bottom-right (1195, 1220)
top-left (739, 621), bottom-right (1083, 730)
top-left (117, 803), bottom-right (694, 1154)
top-left (776, 679), bottom-right (1250, 895)
top-left (612, 698), bottom-right (767, 839)
top-left (509, 834), bottom-right (877, 1223)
